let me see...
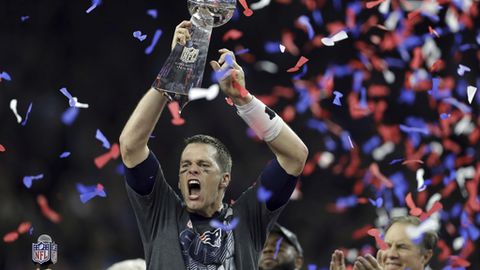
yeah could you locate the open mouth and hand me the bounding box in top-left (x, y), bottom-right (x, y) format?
top-left (188, 179), bottom-right (201, 199)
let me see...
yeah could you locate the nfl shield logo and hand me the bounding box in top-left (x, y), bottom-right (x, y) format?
top-left (180, 47), bottom-right (199, 63)
top-left (32, 242), bottom-right (51, 264)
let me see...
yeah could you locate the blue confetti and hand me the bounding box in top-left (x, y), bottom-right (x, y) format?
top-left (336, 195), bottom-right (358, 208)
top-left (145, 29), bottom-right (163, 55)
top-left (333, 91), bottom-right (343, 106)
top-left (23, 174), bottom-right (44, 188)
top-left (362, 136), bottom-right (381, 154)
top-left (384, 57), bottom-right (406, 68)
top-left (353, 71), bottom-right (363, 93)
top-left (0, 71), bottom-right (12, 81)
top-left (307, 264), bottom-right (318, 270)
top-left (440, 113), bottom-right (451, 119)
top-left (340, 131), bottom-right (352, 150)
top-left (389, 158), bottom-right (405, 165)
top-left (457, 64), bottom-right (471, 76)
top-left (61, 107), bottom-right (79, 126)
top-left (390, 172), bottom-right (408, 206)
top-left (76, 183), bottom-right (107, 203)
top-left (298, 15), bottom-right (314, 40)
top-left (20, 16), bottom-right (30, 22)
top-left (86, 0), bottom-right (102, 13)
top-left (29, 227), bottom-right (34, 235)
top-left (398, 89), bottom-right (416, 105)
top-left (20, 102), bottom-right (33, 126)
top-left (443, 97), bottom-right (472, 113)
top-left (146, 9), bottom-right (157, 18)
top-left (95, 129), bottom-right (111, 149)
top-left (369, 197), bottom-right (383, 208)
top-left (264, 41), bottom-right (281, 53)
top-left (209, 217), bottom-right (239, 231)
top-left (359, 87), bottom-right (367, 109)
top-left (257, 186), bottom-right (273, 202)
top-left (273, 237), bottom-right (283, 259)
top-left (294, 86), bottom-right (311, 114)
top-left (312, 10), bottom-right (323, 26)
top-left (235, 48), bottom-right (250, 55)
top-left (306, 119), bottom-right (328, 133)
top-left (399, 124), bottom-right (429, 135)
top-left (133, 31), bottom-right (147, 41)
top-left (324, 136), bottom-right (337, 151)
top-left (59, 152), bottom-right (71, 158)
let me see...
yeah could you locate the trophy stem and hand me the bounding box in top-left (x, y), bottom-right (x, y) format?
top-left (152, 15), bottom-right (214, 112)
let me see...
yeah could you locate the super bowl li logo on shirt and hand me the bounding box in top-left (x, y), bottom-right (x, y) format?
top-left (180, 47), bottom-right (199, 63)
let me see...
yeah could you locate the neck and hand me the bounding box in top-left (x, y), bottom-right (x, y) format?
top-left (190, 202), bottom-right (223, 217)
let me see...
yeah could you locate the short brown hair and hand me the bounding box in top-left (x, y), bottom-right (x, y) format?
top-left (183, 134), bottom-right (232, 173)
top-left (386, 216), bottom-right (439, 253)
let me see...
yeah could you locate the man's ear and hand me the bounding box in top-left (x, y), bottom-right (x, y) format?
top-left (421, 249), bottom-right (433, 265)
top-left (294, 255), bottom-right (303, 270)
top-left (219, 173), bottom-right (230, 188)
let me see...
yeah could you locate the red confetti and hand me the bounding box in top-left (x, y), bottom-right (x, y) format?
top-left (94, 143), bottom-right (120, 169)
top-left (466, 179), bottom-right (480, 211)
top-left (0, 144), bottom-right (5, 152)
top-left (222, 29), bottom-right (243, 42)
top-left (419, 201), bottom-right (443, 221)
top-left (437, 240), bottom-right (451, 261)
top-left (167, 101), bottom-right (185, 126)
top-left (365, 0), bottom-right (386, 9)
top-left (449, 256), bottom-right (471, 268)
top-left (231, 70), bottom-right (249, 97)
top-left (281, 105), bottom-right (296, 122)
top-left (17, 221), bottom-right (32, 234)
top-left (367, 228), bottom-right (388, 250)
top-left (287, 56), bottom-right (309, 72)
top-left (238, 0), bottom-right (253, 16)
top-left (37, 195), bottom-right (62, 223)
top-left (3, 231), bottom-right (19, 243)
top-left (405, 192), bottom-right (423, 216)
top-left (352, 224), bottom-right (374, 240)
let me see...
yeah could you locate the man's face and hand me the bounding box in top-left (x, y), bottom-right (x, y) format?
top-left (178, 143), bottom-right (229, 217)
top-left (383, 222), bottom-right (431, 270)
top-left (259, 233), bottom-right (298, 270)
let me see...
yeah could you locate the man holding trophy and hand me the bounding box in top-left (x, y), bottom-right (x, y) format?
top-left (119, 1), bottom-right (308, 269)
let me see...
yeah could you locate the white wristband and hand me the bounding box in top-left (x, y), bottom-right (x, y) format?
top-left (235, 96), bottom-right (284, 142)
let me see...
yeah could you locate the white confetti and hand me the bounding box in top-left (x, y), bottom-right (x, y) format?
top-left (467, 85), bottom-right (477, 104)
top-left (416, 168), bottom-right (426, 192)
top-left (279, 44), bottom-right (286, 53)
top-left (255, 61), bottom-right (278, 74)
top-left (250, 0), bottom-right (271, 10)
top-left (188, 84), bottom-right (219, 101)
top-left (9, 99), bottom-right (22, 123)
top-left (321, 30), bottom-right (348, 46)
top-left (405, 218), bottom-right (440, 240)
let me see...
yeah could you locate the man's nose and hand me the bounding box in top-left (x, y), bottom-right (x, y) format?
top-left (188, 164), bottom-right (200, 175)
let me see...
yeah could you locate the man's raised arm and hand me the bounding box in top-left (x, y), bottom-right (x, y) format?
top-left (119, 21), bottom-right (192, 168)
top-left (210, 49), bottom-right (308, 176)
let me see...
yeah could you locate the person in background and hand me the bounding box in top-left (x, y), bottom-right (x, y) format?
top-left (259, 223), bottom-right (304, 270)
top-left (330, 216), bottom-right (438, 270)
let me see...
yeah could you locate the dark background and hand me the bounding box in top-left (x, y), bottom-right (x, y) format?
top-left (0, 0), bottom-right (479, 269)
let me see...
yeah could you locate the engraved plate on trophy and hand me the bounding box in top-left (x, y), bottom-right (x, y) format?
top-left (152, 0), bottom-right (237, 112)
